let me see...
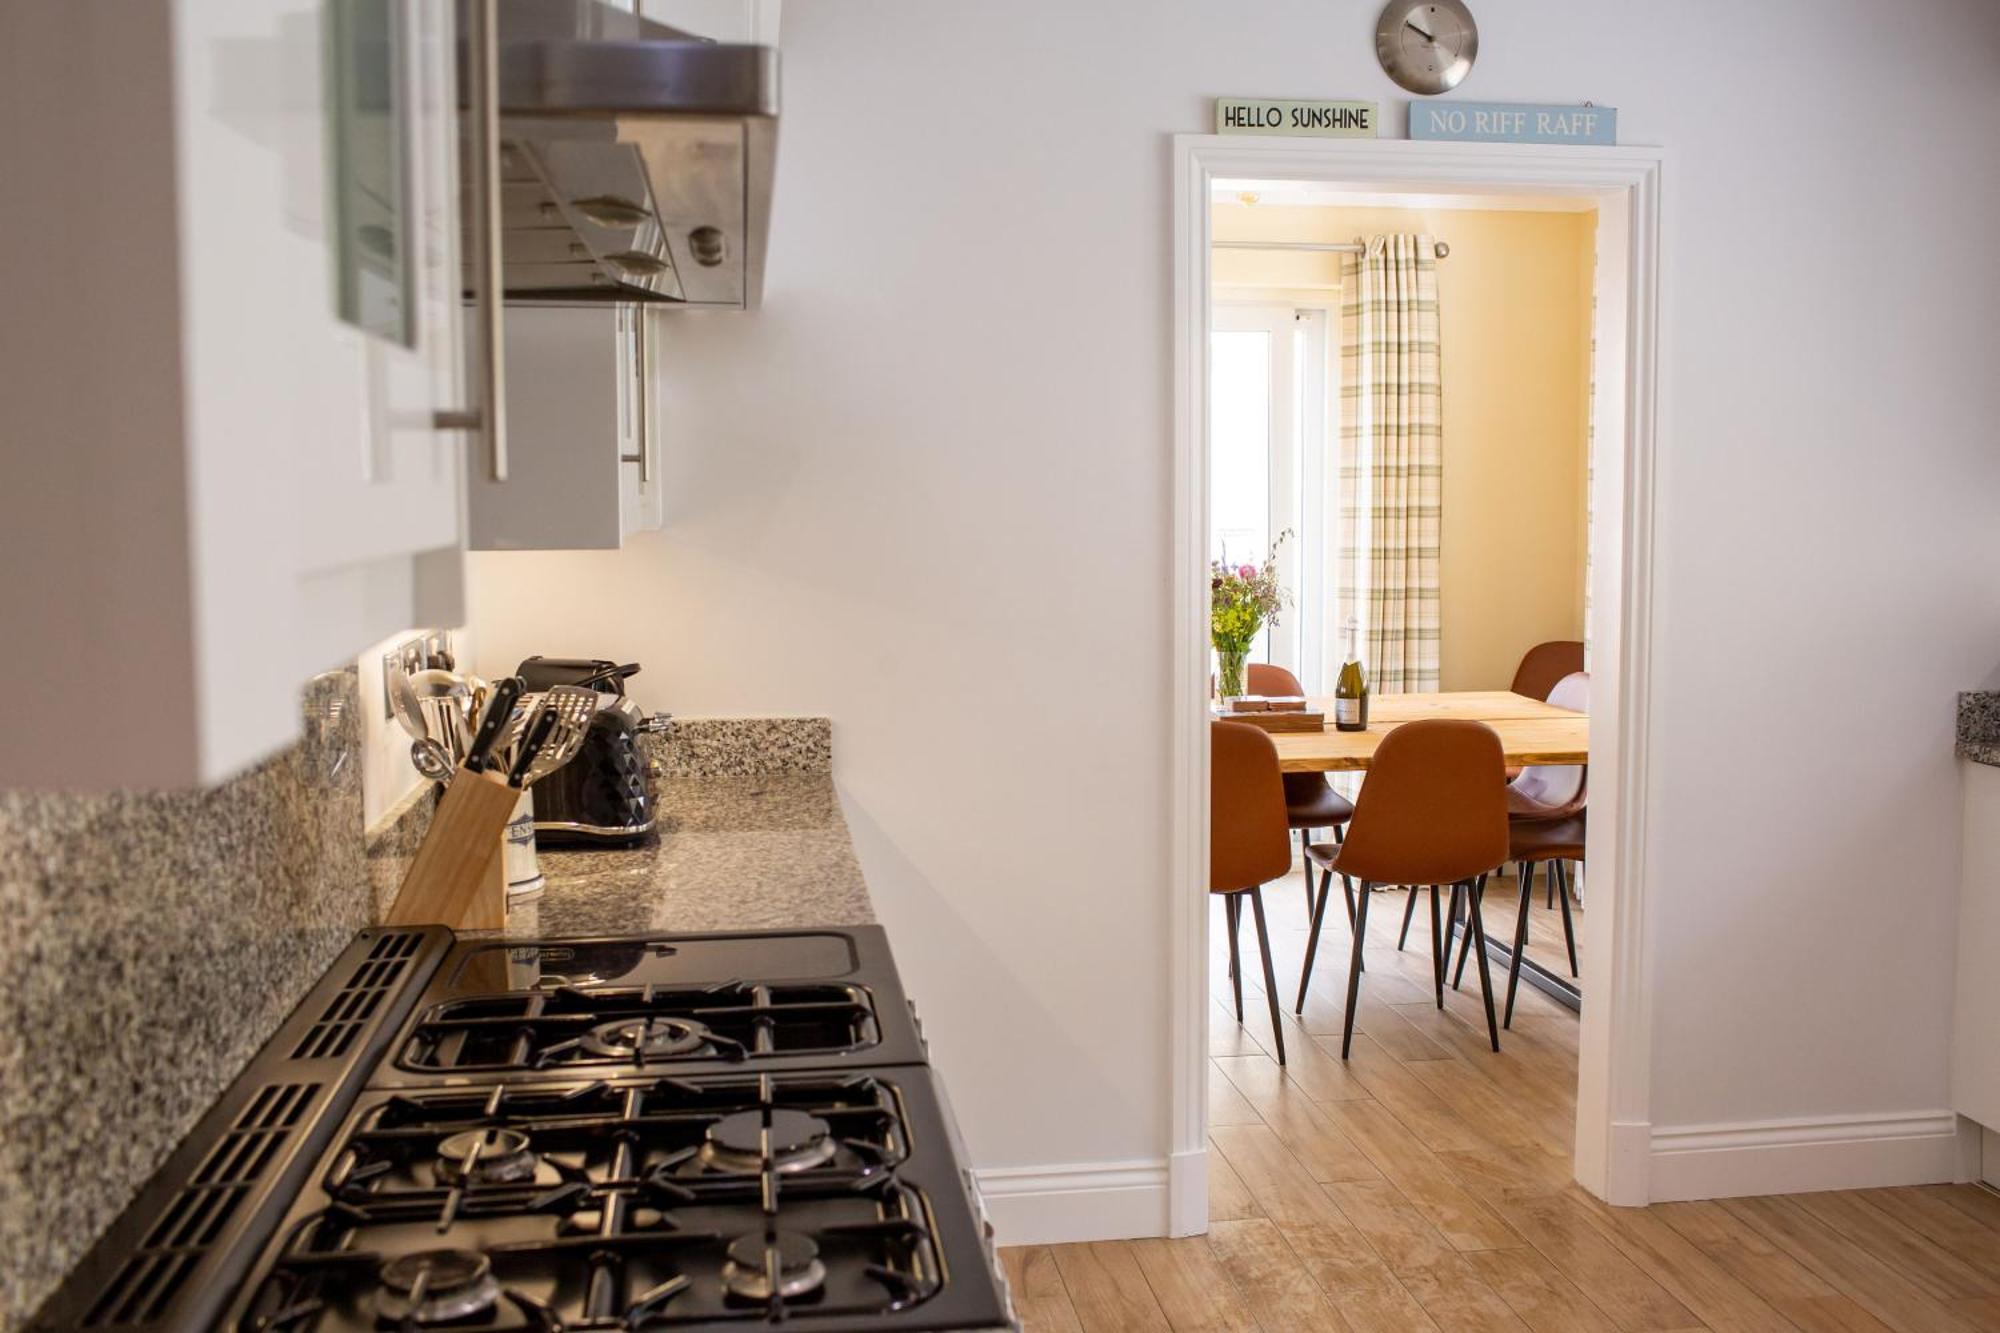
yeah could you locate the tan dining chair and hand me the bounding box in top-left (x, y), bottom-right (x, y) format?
top-left (1246, 662), bottom-right (1354, 918)
top-left (1509, 670), bottom-right (1588, 971)
top-left (1211, 719), bottom-right (1292, 1065)
top-left (1506, 640), bottom-right (1585, 780)
top-left (1449, 670), bottom-right (1590, 992)
top-left (1298, 720), bottom-right (1511, 1057)
top-left (1503, 814), bottom-right (1585, 1027)
top-left (1507, 671), bottom-right (1589, 821)
top-left (1511, 640), bottom-right (1585, 704)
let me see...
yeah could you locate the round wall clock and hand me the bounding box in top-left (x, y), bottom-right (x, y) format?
top-left (1375, 0), bottom-right (1478, 96)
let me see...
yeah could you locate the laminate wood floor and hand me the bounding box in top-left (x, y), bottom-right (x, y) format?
top-left (999, 859), bottom-right (2000, 1332)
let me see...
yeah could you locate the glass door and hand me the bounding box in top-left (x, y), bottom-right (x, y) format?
top-left (1210, 304), bottom-right (1330, 692)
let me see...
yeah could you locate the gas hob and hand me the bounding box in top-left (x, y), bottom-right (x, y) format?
top-left (30, 928), bottom-right (1012, 1333)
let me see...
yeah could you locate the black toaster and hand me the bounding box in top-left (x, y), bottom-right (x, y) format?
top-left (516, 657), bottom-right (667, 845)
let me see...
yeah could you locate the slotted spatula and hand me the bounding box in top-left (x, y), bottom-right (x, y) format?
top-left (518, 686), bottom-right (599, 786)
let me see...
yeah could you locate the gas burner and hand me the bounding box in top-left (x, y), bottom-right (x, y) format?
top-left (579, 1016), bottom-right (713, 1060)
top-left (698, 1108), bottom-right (837, 1175)
top-left (435, 1128), bottom-right (539, 1186)
top-left (376, 1249), bottom-right (500, 1325)
top-left (720, 1231), bottom-right (827, 1303)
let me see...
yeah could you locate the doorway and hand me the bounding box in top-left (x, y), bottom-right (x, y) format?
top-left (1168, 138), bottom-right (1664, 1233)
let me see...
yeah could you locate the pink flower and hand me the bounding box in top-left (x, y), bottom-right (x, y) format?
top-left (1237, 564), bottom-right (1256, 580)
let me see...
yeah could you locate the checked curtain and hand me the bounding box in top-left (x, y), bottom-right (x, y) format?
top-left (1335, 234), bottom-right (1443, 693)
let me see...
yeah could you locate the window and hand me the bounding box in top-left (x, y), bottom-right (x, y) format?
top-left (1210, 304), bottom-right (1332, 691)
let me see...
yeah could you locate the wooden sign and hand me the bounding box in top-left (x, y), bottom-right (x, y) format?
top-left (1216, 97), bottom-right (1378, 138)
top-left (1408, 101), bottom-right (1616, 145)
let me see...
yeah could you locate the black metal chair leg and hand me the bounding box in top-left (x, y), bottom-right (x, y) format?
top-left (1341, 877), bottom-right (1363, 971)
top-left (1249, 887), bottom-right (1286, 1066)
top-left (1397, 886), bottom-right (1419, 950)
top-left (1296, 867), bottom-right (1336, 1013)
top-left (1224, 894), bottom-right (1244, 1022)
top-left (1300, 829), bottom-right (1316, 919)
top-left (1465, 879), bottom-right (1502, 1052)
top-left (1453, 874), bottom-right (1486, 990)
top-left (1428, 884), bottom-right (1446, 1008)
top-left (1444, 882), bottom-right (1465, 988)
top-left (1555, 858), bottom-right (1579, 976)
top-left (1339, 880), bottom-right (1374, 1058)
top-left (1224, 892), bottom-right (1237, 981)
top-left (1504, 866), bottom-right (1534, 1028)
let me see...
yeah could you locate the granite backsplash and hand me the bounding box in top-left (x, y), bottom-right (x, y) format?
top-left (0, 670), bottom-right (373, 1332)
top-left (1960, 691), bottom-right (2000, 767)
top-left (360, 715), bottom-right (836, 917)
top-left (648, 716), bottom-right (832, 778)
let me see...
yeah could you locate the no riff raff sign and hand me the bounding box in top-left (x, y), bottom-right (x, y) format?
top-left (1216, 97), bottom-right (1378, 138)
top-left (1409, 101), bottom-right (1616, 145)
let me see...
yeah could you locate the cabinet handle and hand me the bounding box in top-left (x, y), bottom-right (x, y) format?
top-left (433, 0), bottom-right (507, 483)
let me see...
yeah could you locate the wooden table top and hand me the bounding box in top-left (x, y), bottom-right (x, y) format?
top-left (1263, 689), bottom-right (1588, 773)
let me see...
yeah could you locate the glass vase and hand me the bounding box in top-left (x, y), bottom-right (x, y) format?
top-left (1216, 644), bottom-right (1250, 700)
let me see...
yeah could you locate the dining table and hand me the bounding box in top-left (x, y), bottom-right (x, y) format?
top-left (1267, 688), bottom-right (1588, 773)
top-left (1243, 689), bottom-right (1589, 1011)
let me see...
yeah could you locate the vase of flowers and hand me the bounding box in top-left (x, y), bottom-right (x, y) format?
top-left (1211, 534), bottom-right (1290, 700)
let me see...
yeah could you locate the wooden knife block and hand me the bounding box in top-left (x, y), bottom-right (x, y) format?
top-left (385, 767), bottom-right (519, 930)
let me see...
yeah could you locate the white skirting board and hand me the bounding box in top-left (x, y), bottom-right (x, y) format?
top-left (1649, 1110), bottom-right (1978, 1202)
top-left (975, 1159), bottom-right (1170, 1246)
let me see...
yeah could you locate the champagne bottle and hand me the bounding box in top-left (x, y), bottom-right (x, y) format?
top-left (1334, 617), bottom-right (1369, 732)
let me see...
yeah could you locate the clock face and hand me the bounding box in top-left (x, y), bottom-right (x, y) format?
top-left (1376, 0), bottom-right (1479, 96)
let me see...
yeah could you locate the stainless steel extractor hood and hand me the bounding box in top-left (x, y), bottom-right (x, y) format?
top-left (464, 0), bottom-right (778, 310)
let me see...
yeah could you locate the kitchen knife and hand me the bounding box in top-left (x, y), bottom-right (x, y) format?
top-left (507, 707), bottom-right (561, 787)
top-left (465, 677), bottom-right (524, 773)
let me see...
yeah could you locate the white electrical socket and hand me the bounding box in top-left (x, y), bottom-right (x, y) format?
top-left (379, 630), bottom-right (455, 719)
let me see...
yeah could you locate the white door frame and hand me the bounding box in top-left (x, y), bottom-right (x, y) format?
top-left (1168, 135), bottom-right (1666, 1232)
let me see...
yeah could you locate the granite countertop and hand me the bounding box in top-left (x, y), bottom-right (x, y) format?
top-left (503, 771), bottom-right (874, 937)
top-left (1960, 692), bottom-right (2000, 767)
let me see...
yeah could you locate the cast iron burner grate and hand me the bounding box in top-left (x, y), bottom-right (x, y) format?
top-left (394, 983), bottom-right (880, 1074)
top-left (236, 1139), bottom-right (944, 1329)
top-left (322, 1075), bottom-right (908, 1205)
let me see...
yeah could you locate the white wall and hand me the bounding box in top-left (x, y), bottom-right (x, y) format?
top-left (466, 0), bottom-right (2000, 1219)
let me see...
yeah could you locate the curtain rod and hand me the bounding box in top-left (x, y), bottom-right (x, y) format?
top-left (1213, 239), bottom-right (1451, 258)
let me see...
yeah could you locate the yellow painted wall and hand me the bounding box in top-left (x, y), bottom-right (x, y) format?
top-left (1213, 203), bottom-right (1595, 692)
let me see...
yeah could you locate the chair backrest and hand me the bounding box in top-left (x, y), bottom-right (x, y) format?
top-left (1247, 662), bottom-right (1304, 698)
top-left (1512, 671), bottom-right (1589, 815)
top-left (1210, 720), bottom-right (1293, 893)
top-left (1512, 640), bottom-right (1585, 702)
top-left (1335, 719), bottom-right (1509, 885)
